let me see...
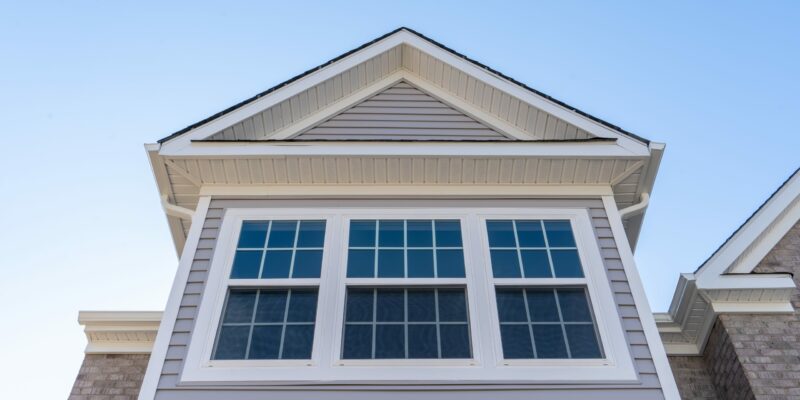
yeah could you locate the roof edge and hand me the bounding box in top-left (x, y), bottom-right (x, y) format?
top-left (158, 27), bottom-right (649, 145)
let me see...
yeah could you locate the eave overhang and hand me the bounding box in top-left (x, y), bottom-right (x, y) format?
top-left (78, 311), bottom-right (162, 354)
top-left (657, 167), bottom-right (800, 355)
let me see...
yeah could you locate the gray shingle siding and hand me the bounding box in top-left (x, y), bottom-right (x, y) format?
top-left (153, 198), bottom-right (664, 399)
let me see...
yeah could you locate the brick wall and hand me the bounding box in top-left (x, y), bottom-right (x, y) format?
top-left (668, 355), bottom-right (719, 400)
top-left (68, 354), bottom-right (150, 400)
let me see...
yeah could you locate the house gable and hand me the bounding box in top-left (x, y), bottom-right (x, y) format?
top-left (291, 80), bottom-right (512, 141)
top-left (159, 28), bottom-right (649, 151)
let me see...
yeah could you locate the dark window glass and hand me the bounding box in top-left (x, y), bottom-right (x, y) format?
top-left (500, 325), bottom-right (534, 359)
top-left (551, 250), bottom-right (583, 278)
top-left (435, 220), bottom-right (462, 247)
top-left (253, 291), bottom-right (286, 323)
top-left (346, 249), bottom-right (374, 278)
top-left (407, 249), bottom-right (434, 277)
top-left (342, 288), bottom-right (471, 359)
top-left (296, 220), bottom-right (326, 248)
top-left (261, 250), bottom-right (292, 278)
top-left (346, 219), bottom-right (465, 278)
top-left (490, 249), bottom-right (521, 278)
top-left (494, 288), bottom-right (601, 359)
top-left (230, 250), bottom-right (262, 279)
top-left (520, 250), bottom-right (551, 278)
top-left (544, 220), bottom-right (576, 247)
top-left (436, 249), bottom-right (466, 277)
top-left (486, 219), bottom-right (583, 279)
top-left (223, 290), bottom-right (257, 323)
top-left (377, 249), bottom-right (404, 277)
top-left (516, 220), bottom-right (545, 247)
top-left (238, 222), bottom-right (269, 248)
top-left (533, 325), bottom-right (568, 358)
top-left (213, 289), bottom-right (318, 360)
top-left (349, 220), bottom-right (376, 247)
top-left (378, 220), bottom-right (404, 247)
top-left (487, 220), bottom-right (516, 247)
top-left (407, 220), bottom-right (433, 247)
top-left (214, 326), bottom-right (250, 360)
top-left (292, 250), bottom-right (323, 278)
top-left (268, 220), bottom-right (298, 248)
top-left (232, 220), bottom-right (326, 280)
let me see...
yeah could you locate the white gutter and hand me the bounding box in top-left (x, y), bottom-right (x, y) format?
top-left (619, 192), bottom-right (650, 219)
top-left (161, 195), bottom-right (195, 220)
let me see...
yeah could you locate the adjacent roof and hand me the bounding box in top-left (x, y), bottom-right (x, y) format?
top-left (158, 27), bottom-right (649, 145)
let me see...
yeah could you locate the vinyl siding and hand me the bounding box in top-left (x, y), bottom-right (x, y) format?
top-left (154, 199), bottom-right (663, 400)
top-left (296, 81), bottom-right (508, 140)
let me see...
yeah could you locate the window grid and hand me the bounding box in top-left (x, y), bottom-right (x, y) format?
top-left (233, 220), bottom-right (325, 280)
top-left (346, 219), bottom-right (464, 278)
top-left (490, 220), bottom-right (581, 279)
top-left (213, 289), bottom-right (317, 360)
top-left (343, 288), bottom-right (471, 359)
top-left (497, 288), bottom-right (600, 359)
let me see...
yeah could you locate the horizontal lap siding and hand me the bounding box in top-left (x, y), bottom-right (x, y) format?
top-left (297, 82), bottom-right (509, 141)
top-left (155, 199), bottom-right (663, 399)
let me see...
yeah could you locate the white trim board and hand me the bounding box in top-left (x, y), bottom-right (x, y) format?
top-left (79, 311), bottom-right (162, 354)
top-left (158, 30), bottom-right (649, 155)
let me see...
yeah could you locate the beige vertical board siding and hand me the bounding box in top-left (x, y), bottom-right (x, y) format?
top-left (154, 199), bottom-right (664, 400)
top-left (296, 81), bottom-right (508, 140)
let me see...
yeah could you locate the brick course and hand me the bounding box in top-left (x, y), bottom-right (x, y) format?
top-left (668, 355), bottom-right (719, 400)
top-left (68, 354), bottom-right (150, 400)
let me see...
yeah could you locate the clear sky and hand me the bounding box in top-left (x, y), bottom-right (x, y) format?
top-left (1, 1), bottom-right (798, 398)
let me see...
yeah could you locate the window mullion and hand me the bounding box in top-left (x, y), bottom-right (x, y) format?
top-left (552, 288), bottom-right (572, 359)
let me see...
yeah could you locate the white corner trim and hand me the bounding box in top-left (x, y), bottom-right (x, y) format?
top-left (601, 196), bottom-right (681, 400)
top-left (79, 311), bottom-right (162, 354)
top-left (138, 196), bottom-right (211, 400)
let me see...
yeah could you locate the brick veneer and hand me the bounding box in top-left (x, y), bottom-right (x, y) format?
top-left (68, 354), bottom-right (150, 400)
top-left (668, 355), bottom-right (719, 400)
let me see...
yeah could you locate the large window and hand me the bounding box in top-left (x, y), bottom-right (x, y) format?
top-left (186, 207), bottom-right (636, 384)
top-left (341, 219), bottom-right (472, 360)
top-left (485, 219), bottom-right (602, 360)
top-left (212, 220), bottom-right (326, 360)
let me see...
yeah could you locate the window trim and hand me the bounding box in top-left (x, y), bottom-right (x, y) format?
top-left (182, 207), bottom-right (637, 384)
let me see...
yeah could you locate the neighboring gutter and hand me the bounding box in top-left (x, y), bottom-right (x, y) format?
top-left (79, 311), bottom-right (162, 354)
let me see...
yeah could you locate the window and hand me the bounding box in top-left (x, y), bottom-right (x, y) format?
top-left (185, 207), bottom-right (636, 384)
top-left (341, 219), bottom-right (472, 360)
top-left (212, 220), bottom-right (326, 361)
top-left (486, 219), bottom-right (602, 360)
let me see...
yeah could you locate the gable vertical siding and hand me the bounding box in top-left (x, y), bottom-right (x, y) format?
top-left (154, 199), bottom-right (663, 400)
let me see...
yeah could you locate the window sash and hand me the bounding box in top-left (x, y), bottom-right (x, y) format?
top-left (185, 207), bottom-right (637, 384)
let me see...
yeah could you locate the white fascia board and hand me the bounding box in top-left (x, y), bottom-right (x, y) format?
top-left (698, 274), bottom-right (796, 291)
top-left (711, 302), bottom-right (795, 314)
top-left (696, 170), bottom-right (800, 286)
top-left (159, 35), bottom-right (407, 153)
top-left (159, 140), bottom-right (650, 158)
top-left (397, 31), bottom-right (650, 153)
top-left (79, 311), bottom-right (162, 355)
top-left (159, 29), bottom-right (649, 155)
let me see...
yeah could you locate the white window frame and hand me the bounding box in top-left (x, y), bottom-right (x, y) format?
top-left (182, 207), bottom-right (636, 384)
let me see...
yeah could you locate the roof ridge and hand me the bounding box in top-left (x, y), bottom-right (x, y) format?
top-left (159, 27), bottom-right (648, 145)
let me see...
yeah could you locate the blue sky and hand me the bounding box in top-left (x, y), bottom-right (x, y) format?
top-left (1, 1), bottom-right (798, 398)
